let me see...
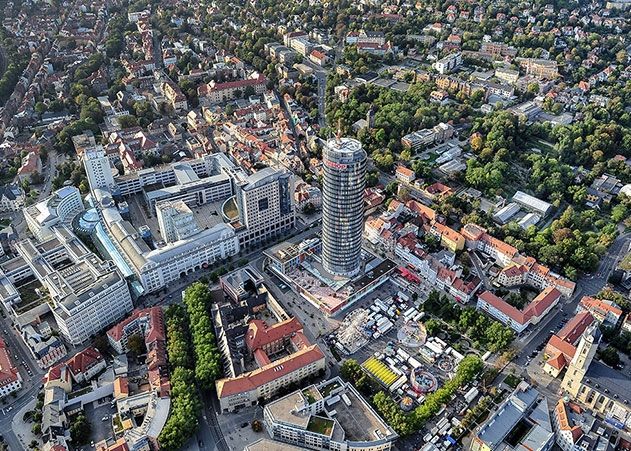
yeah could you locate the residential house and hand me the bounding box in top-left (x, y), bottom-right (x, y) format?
top-left (477, 287), bottom-right (562, 333)
top-left (66, 347), bottom-right (106, 383)
top-left (576, 296), bottom-right (622, 327)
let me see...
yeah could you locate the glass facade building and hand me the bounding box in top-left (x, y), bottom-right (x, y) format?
top-left (321, 137), bottom-right (367, 277)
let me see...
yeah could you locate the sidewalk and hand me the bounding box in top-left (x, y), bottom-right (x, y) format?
top-left (11, 398), bottom-right (40, 450)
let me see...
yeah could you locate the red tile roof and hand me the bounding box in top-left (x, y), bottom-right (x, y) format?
top-left (579, 296), bottom-right (623, 320)
top-left (107, 307), bottom-right (165, 344)
top-left (555, 400), bottom-right (583, 443)
top-left (67, 347), bottom-right (103, 379)
top-left (396, 166), bottom-right (415, 178)
top-left (0, 338), bottom-right (19, 386)
top-left (546, 352), bottom-right (566, 370)
top-left (208, 74), bottom-right (266, 92)
top-left (524, 287), bottom-right (561, 318)
top-left (546, 335), bottom-right (577, 361)
top-left (479, 290), bottom-right (527, 324)
top-left (310, 50), bottom-right (326, 60)
top-left (479, 287), bottom-right (561, 325)
top-left (245, 317), bottom-right (303, 352)
top-left (216, 345), bottom-right (325, 398)
top-left (500, 264), bottom-right (526, 278)
top-left (406, 200), bottom-right (436, 222)
top-left (557, 312), bottom-right (594, 343)
top-left (425, 182), bottom-right (452, 196)
top-left (114, 377), bottom-right (129, 398)
top-left (43, 363), bottom-right (71, 385)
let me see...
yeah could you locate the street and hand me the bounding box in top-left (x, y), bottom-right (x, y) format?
top-left (302, 59), bottom-right (328, 128)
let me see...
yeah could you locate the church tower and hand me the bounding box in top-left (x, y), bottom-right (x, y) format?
top-left (561, 324), bottom-right (601, 397)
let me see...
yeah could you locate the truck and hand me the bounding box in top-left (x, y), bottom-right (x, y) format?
top-left (375, 300), bottom-right (388, 313)
top-left (403, 307), bottom-right (416, 319)
top-left (464, 387), bottom-right (479, 404)
top-left (397, 348), bottom-right (411, 361)
top-left (408, 357), bottom-right (422, 369)
top-left (388, 364), bottom-right (403, 376)
top-left (437, 418), bottom-right (450, 430)
top-left (378, 321), bottom-right (393, 335)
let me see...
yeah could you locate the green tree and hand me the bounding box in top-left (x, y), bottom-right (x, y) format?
top-left (127, 334), bottom-right (146, 357)
top-left (599, 346), bottom-right (621, 367)
top-left (183, 283), bottom-right (222, 386)
top-left (70, 414), bottom-right (91, 445)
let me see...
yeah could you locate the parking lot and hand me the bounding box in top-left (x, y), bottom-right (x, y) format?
top-left (216, 405), bottom-right (265, 450)
top-left (77, 399), bottom-right (117, 450)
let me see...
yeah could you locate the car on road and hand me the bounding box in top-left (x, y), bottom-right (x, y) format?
top-left (241, 422), bottom-right (249, 428)
top-left (102, 416), bottom-right (109, 421)
top-left (530, 350), bottom-right (538, 358)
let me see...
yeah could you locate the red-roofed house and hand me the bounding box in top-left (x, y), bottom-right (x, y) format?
top-left (0, 338), bottom-right (21, 397)
top-left (428, 221), bottom-right (465, 252)
top-left (216, 345), bottom-right (325, 413)
top-left (577, 296), bottom-right (623, 327)
top-left (309, 50), bottom-right (328, 66)
top-left (67, 347), bottom-right (106, 383)
top-left (43, 363), bottom-right (72, 393)
top-left (421, 182), bottom-right (453, 201)
top-left (553, 400), bottom-right (585, 450)
top-left (245, 317), bottom-right (303, 355)
top-left (202, 74), bottom-right (267, 104)
top-left (396, 165), bottom-right (416, 184)
top-left (406, 200), bottom-right (436, 223)
top-left (461, 223), bottom-right (518, 266)
top-left (216, 316), bottom-right (325, 412)
top-left (107, 307), bottom-right (165, 354)
top-left (477, 287), bottom-right (561, 333)
top-left (107, 308), bottom-right (170, 397)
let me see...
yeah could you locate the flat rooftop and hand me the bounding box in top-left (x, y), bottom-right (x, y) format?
top-left (246, 439), bottom-right (307, 450)
top-left (266, 379), bottom-right (396, 444)
top-left (352, 258), bottom-right (396, 292)
top-left (267, 390), bottom-right (312, 429)
top-left (265, 236), bottom-right (320, 263)
top-left (330, 385), bottom-right (393, 443)
top-left (127, 194), bottom-right (226, 242)
top-left (476, 383), bottom-right (540, 447)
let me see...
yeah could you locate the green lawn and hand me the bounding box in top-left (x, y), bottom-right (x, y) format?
top-left (307, 416), bottom-right (334, 436)
top-left (504, 374), bottom-right (521, 389)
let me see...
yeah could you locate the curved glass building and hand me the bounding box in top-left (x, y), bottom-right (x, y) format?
top-left (321, 137), bottom-right (367, 277)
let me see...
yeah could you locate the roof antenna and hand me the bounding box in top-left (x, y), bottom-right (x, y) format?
top-left (336, 118), bottom-right (342, 143)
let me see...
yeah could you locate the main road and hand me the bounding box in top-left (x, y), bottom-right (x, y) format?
top-left (512, 229), bottom-right (631, 367)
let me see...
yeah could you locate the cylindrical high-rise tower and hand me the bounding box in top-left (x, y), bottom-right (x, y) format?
top-left (321, 137), bottom-right (367, 277)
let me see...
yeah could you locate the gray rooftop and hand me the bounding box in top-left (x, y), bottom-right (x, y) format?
top-left (585, 361), bottom-right (631, 403)
top-left (476, 382), bottom-right (540, 448)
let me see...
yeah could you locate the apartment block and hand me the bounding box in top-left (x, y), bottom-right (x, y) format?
top-left (477, 287), bottom-right (561, 333)
top-left (0, 338), bottom-right (22, 398)
top-left (24, 186), bottom-right (84, 241)
top-left (264, 377), bottom-right (397, 450)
